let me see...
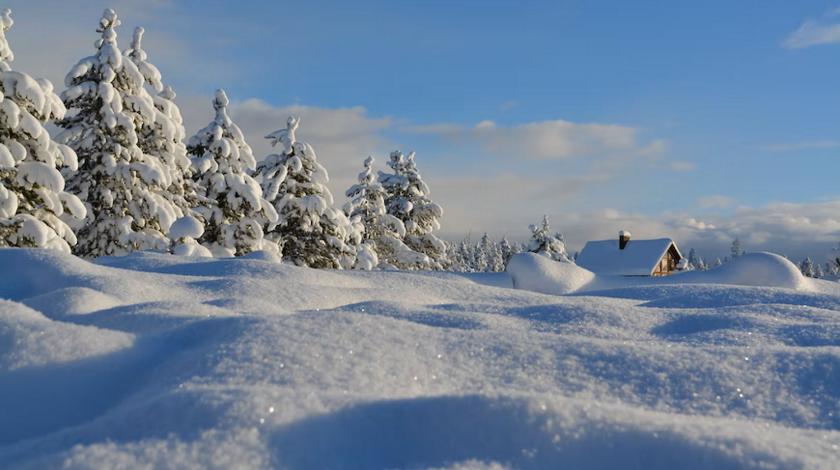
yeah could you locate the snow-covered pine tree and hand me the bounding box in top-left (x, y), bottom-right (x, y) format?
top-left (343, 155), bottom-right (425, 270)
top-left (800, 257), bottom-right (815, 278)
top-left (730, 238), bottom-right (743, 258)
top-left (255, 116), bottom-right (357, 269)
top-left (712, 258), bottom-right (722, 268)
top-left (57, 9), bottom-right (179, 257)
top-left (814, 262), bottom-right (824, 279)
top-left (0, 9), bottom-right (86, 252)
top-left (527, 215), bottom-right (571, 262)
top-left (499, 237), bottom-right (515, 267)
top-left (124, 26), bottom-right (195, 218)
top-left (378, 150), bottom-right (447, 269)
top-left (187, 89), bottom-right (277, 257)
top-left (686, 248), bottom-right (706, 270)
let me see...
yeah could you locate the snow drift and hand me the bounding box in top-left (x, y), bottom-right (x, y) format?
top-left (677, 252), bottom-right (808, 290)
top-left (507, 251), bottom-right (811, 298)
top-left (1, 248), bottom-right (839, 468)
top-left (506, 252), bottom-right (594, 295)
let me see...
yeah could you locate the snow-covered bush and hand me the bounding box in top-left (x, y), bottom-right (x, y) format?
top-left (255, 116), bottom-right (357, 269)
top-left (527, 215), bottom-right (570, 262)
top-left (378, 151), bottom-right (447, 270)
top-left (187, 89), bottom-right (277, 257)
top-left (57, 9), bottom-right (179, 257)
top-left (169, 215), bottom-right (211, 257)
top-left (0, 9), bottom-right (86, 252)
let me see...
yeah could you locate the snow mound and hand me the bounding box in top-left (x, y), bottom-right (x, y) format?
top-left (269, 395), bottom-right (785, 470)
top-left (0, 248), bottom-right (96, 299)
top-left (21, 287), bottom-right (123, 318)
top-left (168, 215), bottom-right (204, 240)
top-left (506, 252), bottom-right (594, 295)
top-left (681, 252), bottom-right (807, 290)
top-left (0, 300), bottom-right (134, 371)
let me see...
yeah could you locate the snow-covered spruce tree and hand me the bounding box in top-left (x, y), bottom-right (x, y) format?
top-left (527, 215), bottom-right (571, 262)
top-left (687, 248), bottom-right (706, 271)
top-left (730, 238), bottom-right (743, 258)
top-left (57, 9), bottom-right (179, 257)
top-left (124, 26), bottom-right (195, 217)
top-left (343, 155), bottom-right (425, 270)
top-left (0, 9), bottom-right (86, 252)
top-left (800, 257), bottom-right (815, 278)
top-left (255, 116), bottom-right (357, 269)
top-left (378, 150), bottom-right (447, 269)
top-left (342, 156), bottom-right (380, 269)
top-left (814, 262), bottom-right (824, 279)
top-left (499, 237), bottom-right (515, 267)
top-left (187, 89), bottom-right (277, 257)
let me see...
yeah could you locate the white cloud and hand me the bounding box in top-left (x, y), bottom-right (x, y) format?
top-left (408, 118), bottom-right (666, 161)
top-left (558, 201), bottom-right (840, 261)
top-left (696, 195), bottom-right (735, 209)
top-left (783, 9), bottom-right (840, 49)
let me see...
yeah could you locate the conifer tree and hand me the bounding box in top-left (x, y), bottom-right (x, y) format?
top-left (255, 116), bottom-right (357, 268)
top-left (343, 155), bottom-right (424, 269)
top-left (800, 257), bottom-right (815, 278)
top-left (378, 150), bottom-right (447, 269)
top-left (730, 238), bottom-right (743, 258)
top-left (0, 9), bottom-right (86, 252)
top-left (57, 9), bottom-right (178, 257)
top-left (687, 248), bottom-right (706, 271)
top-left (187, 89), bottom-right (277, 257)
top-left (124, 26), bottom-right (194, 217)
top-left (499, 237), bottom-right (515, 267)
top-left (527, 215), bottom-right (570, 262)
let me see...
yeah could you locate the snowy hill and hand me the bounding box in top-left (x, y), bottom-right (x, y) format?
top-left (1, 248), bottom-right (839, 468)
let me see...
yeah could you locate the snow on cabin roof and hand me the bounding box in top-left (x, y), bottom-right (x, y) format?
top-left (576, 238), bottom-right (681, 276)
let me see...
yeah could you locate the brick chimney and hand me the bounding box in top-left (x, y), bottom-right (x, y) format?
top-left (619, 230), bottom-right (631, 250)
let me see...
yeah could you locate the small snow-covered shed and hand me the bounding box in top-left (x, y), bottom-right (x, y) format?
top-left (576, 231), bottom-right (683, 277)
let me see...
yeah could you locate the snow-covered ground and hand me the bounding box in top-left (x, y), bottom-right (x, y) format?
top-left (1, 248), bottom-right (839, 469)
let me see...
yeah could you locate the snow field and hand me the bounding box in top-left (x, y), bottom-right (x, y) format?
top-left (0, 248), bottom-right (839, 468)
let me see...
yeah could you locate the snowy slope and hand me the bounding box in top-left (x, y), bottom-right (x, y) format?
top-left (1, 248), bottom-right (839, 469)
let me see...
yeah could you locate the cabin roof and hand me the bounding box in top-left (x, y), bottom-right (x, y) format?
top-left (576, 238), bottom-right (681, 276)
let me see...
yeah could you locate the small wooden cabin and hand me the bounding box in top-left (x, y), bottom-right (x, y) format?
top-left (576, 231), bottom-right (683, 277)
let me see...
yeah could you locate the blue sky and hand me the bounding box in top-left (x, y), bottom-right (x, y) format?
top-left (7, 0), bottom-right (840, 260)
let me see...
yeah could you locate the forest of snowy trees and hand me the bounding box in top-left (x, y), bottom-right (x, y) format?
top-left (0, 8), bottom-right (452, 271)
top-left (0, 8), bottom-right (838, 277)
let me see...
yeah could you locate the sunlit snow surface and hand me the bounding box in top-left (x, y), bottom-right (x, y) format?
top-left (1, 248), bottom-right (839, 469)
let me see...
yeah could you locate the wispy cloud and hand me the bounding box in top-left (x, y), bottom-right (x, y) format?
top-left (668, 160), bottom-right (696, 172)
top-left (760, 140), bottom-right (840, 152)
top-left (405, 119), bottom-right (666, 161)
top-left (559, 200), bottom-right (840, 260)
top-left (696, 195), bottom-right (735, 209)
top-left (783, 8), bottom-right (840, 49)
